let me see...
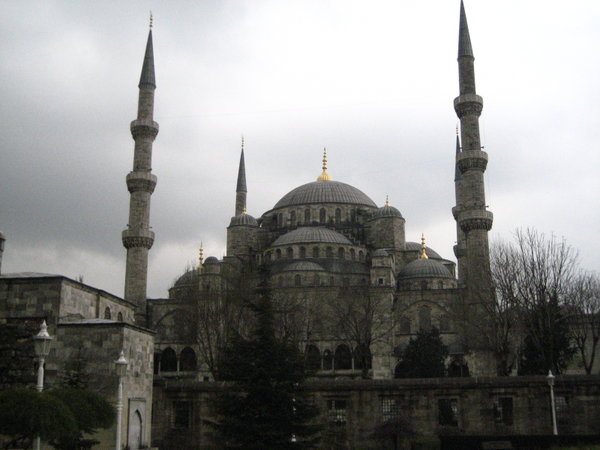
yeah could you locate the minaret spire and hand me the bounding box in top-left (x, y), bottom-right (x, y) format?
top-left (235, 137), bottom-right (247, 216)
top-left (122, 27), bottom-right (159, 325)
top-left (458, 0), bottom-right (473, 58)
top-left (317, 148), bottom-right (332, 181)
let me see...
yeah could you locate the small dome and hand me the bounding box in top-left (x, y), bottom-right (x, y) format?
top-left (229, 213), bottom-right (258, 227)
top-left (405, 242), bottom-right (442, 259)
top-left (282, 261), bottom-right (326, 272)
top-left (204, 256), bottom-right (219, 265)
top-left (174, 269), bottom-right (199, 287)
top-left (399, 258), bottom-right (453, 279)
top-left (373, 249), bottom-right (389, 257)
top-left (272, 180), bottom-right (376, 210)
top-left (272, 227), bottom-right (352, 246)
top-left (373, 204), bottom-right (403, 219)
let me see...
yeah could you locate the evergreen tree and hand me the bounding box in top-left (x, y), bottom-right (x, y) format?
top-left (213, 268), bottom-right (320, 448)
top-left (395, 328), bottom-right (448, 378)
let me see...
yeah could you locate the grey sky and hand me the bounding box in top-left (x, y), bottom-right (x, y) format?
top-left (1, 0), bottom-right (598, 298)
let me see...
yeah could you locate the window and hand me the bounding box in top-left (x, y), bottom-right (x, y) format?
top-left (438, 398), bottom-right (458, 426)
top-left (290, 210), bottom-right (296, 226)
top-left (294, 274), bottom-right (302, 286)
top-left (300, 246), bottom-right (306, 258)
top-left (179, 347), bottom-right (197, 371)
top-left (161, 348), bottom-right (178, 372)
top-left (381, 397), bottom-right (403, 422)
top-left (354, 345), bottom-right (372, 370)
top-left (338, 247), bottom-right (345, 259)
top-left (117, 312), bottom-right (124, 322)
top-left (277, 213), bottom-right (283, 227)
top-left (327, 399), bottom-right (347, 426)
top-left (304, 208), bottom-right (311, 224)
top-left (493, 397), bottom-right (513, 425)
top-left (104, 307), bottom-right (111, 320)
top-left (173, 401), bottom-right (191, 429)
top-left (326, 247), bottom-right (333, 258)
top-left (306, 345), bottom-right (321, 371)
top-left (312, 247), bottom-right (320, 258)
top-left (350, 248), bottom-right (356, 260)
top-left (313, 274), bottom-right (320, 286)
top-left (334, 344), bottom-right (352, 370)
top-left (320, 208), bottom-right (327, 223)
top-left (419, 305), bottom-right (431, 332)
top-left (335, 208), bottom-right (342, 223)
top-left (378, 277), bottom-right (384, 285)
top-left (153, 352), bottom-right (161, 374)
top-left (287, 247), bottom-right (294, 259)
top-left (358, 251), bottom-right (364, 261)
top-left (323, 350), bottom-right (333, 370)
top-left (275, 249), bottom-right (282, 259)
top-left (400, 317), bottom-right (411, 334)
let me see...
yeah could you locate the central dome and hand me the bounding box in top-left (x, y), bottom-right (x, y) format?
top-left (273, 180), bottom-right (377, 209)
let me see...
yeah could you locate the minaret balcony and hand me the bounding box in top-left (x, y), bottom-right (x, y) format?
top-left (457, 150), bottom-right (488, 173)
top-left (126, 171), bottom-right (157, 193)
top-left (458, 210), bottom-right (493, 233)
top-left (130, 119), bottom-right (159, 139)
top-left (453, 93), bottom-right (483, 118)
top-left (122, 228), bottom-right (155, 249)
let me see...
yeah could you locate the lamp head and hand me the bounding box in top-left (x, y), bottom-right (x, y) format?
top-left (546, 370), bottom-right (555, 387)
top-left (115, 350), bottom-right (128, 377)
top-left (33, 320), bottom-right (53, 358)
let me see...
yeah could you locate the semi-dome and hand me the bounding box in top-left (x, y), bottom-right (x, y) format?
top-left (373, 249), bottom-right (389, 257)
top-left (282, 261), bottom-right (326, 272)
top-left (204, 256), bottom-right (219, 265)
top-left (272, 227), bottom-right (352, 247)
top-left (273, 180), bottom-right (377, 209)
top-left (405, 242), bottom-right (442, 259)
top-left (373, 204), bottom-right (403, 219)
top-left (229, 213), bottom-right (258, 227)
top-left (173, 269), bottom-right (199, 287)
top-left (399, 258), bottom-right (453, 279)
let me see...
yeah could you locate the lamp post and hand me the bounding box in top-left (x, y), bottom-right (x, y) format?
top-left (115, 350), bottom-right (128, 450)
top-left (33, 320), bottom-right (53, 450)
top-left (547, 370), bottom-right (558, 435)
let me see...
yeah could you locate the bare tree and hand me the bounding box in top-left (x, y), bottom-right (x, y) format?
top-left (566, 271), bottom-right (600, 374)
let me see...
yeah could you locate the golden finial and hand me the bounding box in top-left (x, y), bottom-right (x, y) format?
top-left (149, 11), bottom-right (153, 29)
top-left (316, 148), bottom-right (332, 181)
top-left (385, 195), bottom-right (390, 207)
top-left (242, 206), bottom-right (247, 215)
top-left (456, 123), bottom-right (459, 136)
top-left (198, 243), bottom-right (204, 269)
top-left (420, 234), bottom-right (429, 259)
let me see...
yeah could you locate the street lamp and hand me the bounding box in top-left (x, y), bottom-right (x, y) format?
top-left (547, 370), bottom-right (558, 435)
top-left (115, 350), bottom-right (128, 450)
top-left (33, 320), bottom-right (53, 450)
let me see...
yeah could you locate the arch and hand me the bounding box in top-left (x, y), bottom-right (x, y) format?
top-left (104, 306), bottom-right (111, 320)
top-left (335, 208), bottom-right (342, 223)
top-left (275, 249), bottom-right (282, 259)
top-left (326, 247), bottom-right (333, 258)
top-left (419, 305), bottom-right (432, 331)
top-left (319, 208), bottom-right (326, 224)
top-left (179, 347), bottom-right (197, 371)
top-left (323, 349), bottom-right (333, 370)
top-left (161, 347), bottom-right (177, 372)
top-left (353, 344), bottom-right (372, 370)
top-left (294, 274), bottom-right (302, 286)
top-left (334, 344), bottom-right (352, 370)
top-left (358, 250), bottom-right (364, 261)
top-left (290, 210), bottom-right (296, 226)
top-left (350, 248), bottom-right (356, 260)
top-left (277, 213), bottom-right (283, 227)
top-left (117, 312), bottom-right (124, 322)
top-left (306, 345), bottom-right (321, 371)
top-left (304, 208), bottom-right (311, 224)
top-left (129, 410), bottom-right (143, 450)
top-left (265, 252), bottom-right (272, 263)
top-left (287, 247), bottom-right (294, 259)
top-left (447, 357), bottom-right (470, 377)
top-left (153, 352), bottom-right (161, 374)
top-left (338, 247), bottom-right (345, 259)
top-left (400, 317), bottom-right (411, 334)
top-left (394, 362), bottom-right (404, 379)
top-left (313, 274), bottom-right (320, 286)
top-left (312, 247), bottom-right (320, 258)
top-left (440, 314), bottom-right (451, 332)
top-left (299, 246), bottom-right (306, 258)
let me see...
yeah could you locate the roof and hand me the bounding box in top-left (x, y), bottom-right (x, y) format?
top-left (173, 269), bottom-right (199, 287)
top-left (373, 205), bottom-right (403, 219)
top-left (282, 261), bottom-right (326, 272)
top-left (229, 213), bottom-right (258, 227)
top-left (272, 180), bottom-right (376, 209)
top-left (405, 242), bottom-right (442, 259)
top-left (399, 259), bottom-right (453, 279)
top-left (139, 29), bottom-right (156, 90)
top-left (204, 256), bottom-right (219, 264)
top-left (272, 227), bottom-right (352, 247)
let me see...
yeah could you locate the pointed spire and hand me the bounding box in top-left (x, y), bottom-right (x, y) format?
top-left (139, 22), bottom-right (156, 90)
top-left (236, 138), bottom-right (247, 193)
top-left (420, 234), bottom-right (429, 259)
top-left (198, 243), bottom-right (204, 269)
top-left (458, 1), bottom-right (473, 58)
top-left (454, 129), bottom-right (462, 182)
top-left (385, 195), bottom-right (390, 207)
top-left (317, 148), bottom-right (332, 181)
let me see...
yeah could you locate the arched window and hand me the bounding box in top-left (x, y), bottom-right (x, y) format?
top-left (358, 251), bottom-right (364, 261)
top-left (277, 213), bottom-right (283, 227)
top-left (323, 350), bottom-right (333, 370)
top-left (447, 357), bottom-right (470, 377)
top-left (275, 249), bottom-right (282, 259)
top-left (312, 247), bottom-right (320, 258)
top-left (294, 274), bottom-right (302, 286)
top-left (438, 280), bottom-right (444, 289)
top-left (319, 208), bottom-right (326, 224)
top-left (394, 362), bottom-right (403, 379)
top-left (153, 352), bottom-right (161, 374)
top-left (179, 347), bottom-right (197, 371)
top-left (117, 312), bottom-right (124, 322)
top-left (400, 317), bottom-right (411, 334)
top-left (290, 210), bottom-right (296, 226)
top-left (287, 247), bottom-right (294, 259)
top-left (299, 246), bottom-right (306, 258)
top-left (326, 247), bottom-right (333, 258)
top-left (306, 345), bottom-right (321, 371)
top-left (313, 274), bottom-right (320, 286)
top-left (161, 347), bottom-right (177, 372)
top-left (304, 209), bottom-right (311, 224)
top-left (104, 307), bottom-right (111, 320)
top-left (338, 247), bottom-right (345, 259)
top-left (354, 345), bottom-right (372, 370)
top-left (419, 305), bottom-right (431, 332)
top-left (334, 344), bottom-right (352, 370)
top-left (440, 315), bottom-right (451, 332)
top-left (265, 252), bottom-right (272, 263)
top-left (278, 277), bottom-right (284, 287)
top-left (335, 208), bottom-right (342, 223)
top-left (350, 248), bottom-right (356, 260)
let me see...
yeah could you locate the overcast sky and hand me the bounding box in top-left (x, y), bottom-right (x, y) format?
top-left (1, 0), bottom-right (598, 298)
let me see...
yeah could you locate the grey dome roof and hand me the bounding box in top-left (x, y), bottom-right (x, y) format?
top-left (229, 213), bottom-right (258, 227)
top-left (405, 242), bottom-right (442, 259)
top-left (373, 205), bottom-right (403, 219)
top-left (174, 269), bottom-right (199, 287)
top-left (273, 180), bottom-right (377, 209)
top-left (282, 261), bottom-right (326, 272)
top-left (204, 256), bottom-right (219, 264)
top-left (272, 227), bottom-right (352, 246)
top-left (399, 258), bottom-right (453, 279)
top-left (373, 249), bottom-right (389, 257)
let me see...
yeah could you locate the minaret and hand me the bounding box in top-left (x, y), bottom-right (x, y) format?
top-left (122, 22), bottom-right (159, 325)
top-left (235, 138), bottom-right (247, 216)
top-left (0, 230), bottom-right (5, 275)
top-left (452, 1), bottom-right (493, 295)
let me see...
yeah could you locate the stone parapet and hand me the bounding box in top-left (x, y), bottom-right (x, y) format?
top-left (458, 209), bottom-right (494, 232)
top-left (457, 150), bottom-right (488, 173)
top-left (126, 171), bottom-right (157, 193)
top-left (122, 228), bottom-right (155, 249)
top-left (130, 119), bottom-right (159, 140)
top-left (454, 93), bottom-right (483, 118)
